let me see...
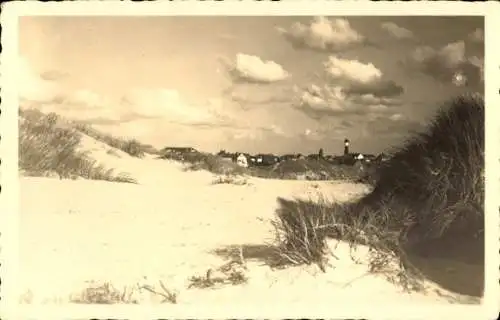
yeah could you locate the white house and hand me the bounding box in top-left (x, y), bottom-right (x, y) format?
top-left (236, 153), bottom-right (249, 168)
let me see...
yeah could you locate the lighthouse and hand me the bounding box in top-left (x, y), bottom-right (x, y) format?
top-left (344, 138), bottom-right (350, 156)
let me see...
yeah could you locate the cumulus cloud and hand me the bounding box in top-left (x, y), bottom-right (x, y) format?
top-left (20, 62), bottom-right (235, 128)
top-left (380, 22), bottom-right (414, 39)
top-left (227, 53), bottom-right (289, 84)
top-left (468, 28), bottom-right (484, 43)
top-left (403, 40), bottom-right (483, 87)
top-left (121, 89), bottom-right (212, 122)
top-left (296, 83), bottom-right (401, 119)
top-left (323, 56), bottom-right (404, 99)
top-left (324, 56), bottom-right (382, 84)
top-left (277, 17), bottom-right (365, 52)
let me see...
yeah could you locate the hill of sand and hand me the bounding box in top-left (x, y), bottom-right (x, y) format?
top-left (18, 133), bottom-right (482, 306)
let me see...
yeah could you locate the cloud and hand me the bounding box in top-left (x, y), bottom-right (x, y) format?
top-left (468, 56), bottom-right (484, 83)
top-left (324, 56), bottom-right (382, 84)
top-left (20, 67), bottom-right (235, 128)
top-left (342, 79), bottom-right (404, 99)
top-left (277, 17), bottom-right (366, 52)
top-left (468, 28), bottom-right (484, 43)
top-left (40, 70), bottom-right (70, 81)
top-left (380, 22), bottom-right (414, 39)
top-left (17, 57), bottom-right (62, 103)
top-left (303, 128), bottom-right (321, 140)
top-left (323, 56), bottom-right (404, 99)
top-left (403, 40), bottom-right (483, 87)
top-left (228, 123), bottom-right (291, 142)
top-left (225, 53), bottom-right (289, 84)
top-left (296, 83), bottom-right (401, 119)
top-left (389, 113), bottom-right (405, 121)
top-left (17, 60), bottom-right (286, 142)
top-left (121, 89), bottom-right (213, 122)
top-left (368, 115), bottom-right (425, 138)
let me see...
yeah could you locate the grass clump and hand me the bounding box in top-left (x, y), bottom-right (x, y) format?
top-left (71, 282), bottom-right (139, 304)
top-left (188, 251), bottom-right (248, 289)
top-left (181, 153), bottom-right (247, 176)
top-left (211, 174), bottom-right (250, 186)
top-left (19, 109), bottom-right (137, 183)
top-left (70, 280), bottom-right (177, 304)
top-left (270, 94), bottom-right (484, 292)
top-left (73, 123), bottom-right (157, 157)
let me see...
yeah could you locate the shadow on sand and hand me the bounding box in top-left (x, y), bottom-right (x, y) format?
top-left (213, 197), bottom-right (484, 298)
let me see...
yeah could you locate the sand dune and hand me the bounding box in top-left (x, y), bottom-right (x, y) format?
top-left (18, 134), bottom-right (481, 306)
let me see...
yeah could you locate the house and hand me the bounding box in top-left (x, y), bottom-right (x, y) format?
top-left (243, 153), bottom-right (257, 165)
top-left (254, 154), bottom-right (280, 166)
top-left (363, 154), bottom-right (377, 163)
top-left (353, 153), bottom-right (364, 161)
top-left (236, 153), bottom-right (249, 168)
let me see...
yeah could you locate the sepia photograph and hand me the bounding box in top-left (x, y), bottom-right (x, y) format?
top-left (1, 1), bottom-right (499, 319)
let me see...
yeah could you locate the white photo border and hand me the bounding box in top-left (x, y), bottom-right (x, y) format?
top-left (1, 1), bottom-right (499, 319)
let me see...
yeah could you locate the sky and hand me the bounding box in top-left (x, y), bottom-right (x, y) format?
top-left (18, 16), bottom-right (484, 155)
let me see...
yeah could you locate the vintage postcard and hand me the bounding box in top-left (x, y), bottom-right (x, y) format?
top-left (1, 1), bottom-right (499, 319)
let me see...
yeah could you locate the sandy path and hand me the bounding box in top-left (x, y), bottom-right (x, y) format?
top-left (18, 139), bottom-right (481, 305)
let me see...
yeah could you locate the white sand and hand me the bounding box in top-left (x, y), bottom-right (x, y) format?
top-left (18, 134), bottom-right (481, 306)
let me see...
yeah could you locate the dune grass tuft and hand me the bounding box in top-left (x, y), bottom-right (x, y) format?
top-left (271, 94), bottom-right (484, 291)
top-left (73, 123), bottom-right (157, 157)
top-left (19, 110), bottom-right (137, 183)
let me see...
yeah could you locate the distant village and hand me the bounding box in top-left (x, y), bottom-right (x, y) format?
top-left (160, 139), bottom-right (391, 168)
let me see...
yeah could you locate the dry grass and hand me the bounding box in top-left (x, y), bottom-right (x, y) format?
top-left (188, 248), bottom-right (248, 289)
top-left (70, 282), bottom-right (140, 304)
top-left (19, 109), bottom-right (137, 184)
top-left (73, 123), bottom-right (158, 158)
top-left (211, 174), bottom-right (250, 186)
top-left (180, 153), bottom-right (248, 177)
top-left (270, 94), bottom-right (484, 293)
top-left (69, 280), bottom-right (178, 304)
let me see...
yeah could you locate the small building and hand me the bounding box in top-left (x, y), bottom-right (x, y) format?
top-left (236, 153), bottom-right (249, 168)
top-left (254, 154), bottom-right (280, 166)
top-left (354, 153), bottom-right (364, 161)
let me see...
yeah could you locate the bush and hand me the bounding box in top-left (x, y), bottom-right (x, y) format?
top-left (19, 110), bottom-right (137, 183)
top-left (271, 94), bottom-right (484, 291)
top-left (122, 139), bottom-right (145, 158)
top-left (182, 153), bottom-right (247, 176)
